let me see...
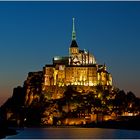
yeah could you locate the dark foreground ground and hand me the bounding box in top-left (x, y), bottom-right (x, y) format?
top-left (0, 120), bottom-right (17, 139)
top-left (0, 128), bottom-right (17, 139)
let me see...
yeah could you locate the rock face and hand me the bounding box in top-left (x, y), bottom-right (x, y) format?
top-left (1, 79), bottom-right (140, 127)
top-left (24, 71), bottom-right (43, 106)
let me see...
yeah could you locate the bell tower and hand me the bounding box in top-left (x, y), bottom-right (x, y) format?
top-left (69, 18), bottom-right (80, 65)
top-left (69, 18), bottom-right (79, 55)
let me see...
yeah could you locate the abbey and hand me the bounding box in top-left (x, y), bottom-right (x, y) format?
top-left (25, 18), bottom-right (112, 104)
top-left (43, 18), bottom-right (112, 88)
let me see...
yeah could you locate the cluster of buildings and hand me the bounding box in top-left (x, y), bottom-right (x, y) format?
top-left (4, 19), bottom-right (140, 127)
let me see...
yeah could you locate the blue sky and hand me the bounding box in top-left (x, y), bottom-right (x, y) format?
top-left (0, 1), bottom-right (140, 105)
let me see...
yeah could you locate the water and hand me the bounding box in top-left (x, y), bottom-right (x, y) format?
top-left (5, 127), bottom-right (140, 139)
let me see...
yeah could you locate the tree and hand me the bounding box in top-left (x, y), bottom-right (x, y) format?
top-left (126, 91), bottom-right (136, 112)
top-left (114, 90), bottom-right (126, 115)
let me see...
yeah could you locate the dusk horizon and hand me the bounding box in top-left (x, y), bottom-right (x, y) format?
top-left (0, 1), bottom-right (140, 106)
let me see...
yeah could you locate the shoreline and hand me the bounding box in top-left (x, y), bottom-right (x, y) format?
top-left (1, 119), bottom-right (140, 139)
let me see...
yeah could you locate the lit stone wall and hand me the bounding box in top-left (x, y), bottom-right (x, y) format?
top-left (64, 66), bottom-right (98, 86)
top-left (43, 64), bottom-right (112, 88)
top-left (44, 67), bottom-right (54, 86)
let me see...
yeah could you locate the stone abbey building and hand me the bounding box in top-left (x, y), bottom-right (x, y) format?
top-left (43, 18), bottom-right (112, 87)
top-left (25, 18), bottom-right (112, 104)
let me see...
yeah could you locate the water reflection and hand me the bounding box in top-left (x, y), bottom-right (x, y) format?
top-left (6, 127), bottom-right (140, 139)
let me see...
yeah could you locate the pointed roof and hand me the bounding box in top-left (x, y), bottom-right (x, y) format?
top-left (70, 40), bottom-right (78, 48)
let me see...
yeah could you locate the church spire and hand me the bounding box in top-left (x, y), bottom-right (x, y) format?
top-left (72, 18), bottom-right (76, 40)
top-left (70, 17), bottom-right (78, 48)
